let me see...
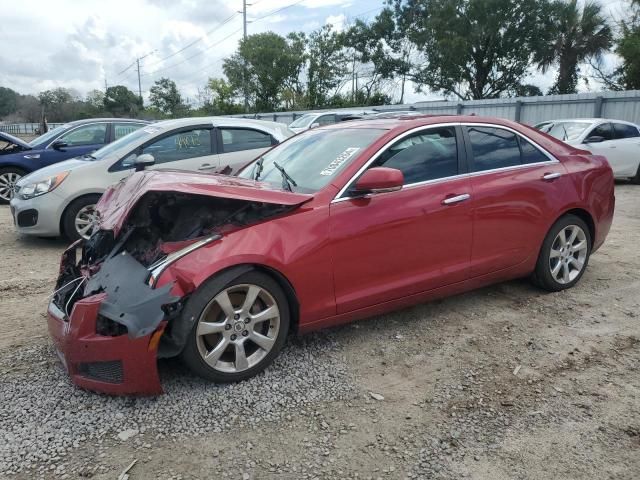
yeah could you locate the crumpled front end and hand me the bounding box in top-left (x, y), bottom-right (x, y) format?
top-left (48, 186), bottom-right (302, 395)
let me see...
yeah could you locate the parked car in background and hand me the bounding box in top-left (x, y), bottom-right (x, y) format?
top-left (535, 118), bottom-right (640, 183)
top-left (47, 115), bottom-right (613, 395)
top-left (10, 117), bottom-right (292, 241)
top-left (288, 111), bottom-right (365, 133)
top-left (0, 119), bottom-right (149, 202)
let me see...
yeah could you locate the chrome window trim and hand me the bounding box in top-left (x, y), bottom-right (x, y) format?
top-left (45, 121), bottom-right (111, 149)
top-left (331, 122), bottom-right (559, 203)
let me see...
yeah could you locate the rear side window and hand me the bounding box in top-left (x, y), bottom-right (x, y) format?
top-left (586, 123), bottom-right (614, 141)
top-left (219, 128), bottom-right (273, 153)
top-left (114, 122), bottom-right (146, 140)
top-left (316, 115), bottom-right (336, 126)
top-left (374, 127), bottom-right (458, 184)
top-left (519, 137), bottom-right (549, 164)
top-left (613, 123), bottom-right (640, 139)
top-left (467, 127), bottom-right (520, 172)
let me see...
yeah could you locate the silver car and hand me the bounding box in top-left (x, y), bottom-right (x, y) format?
top-left (10, 117), bottom-right (293, 241)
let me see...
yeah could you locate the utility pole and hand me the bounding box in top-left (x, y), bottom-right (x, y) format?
top-left (136, 58), bottom-right (143, 103)
top-left (104, 77), bottom-right (108, 92)
top-left (242, 0), bottom-right (249, 112)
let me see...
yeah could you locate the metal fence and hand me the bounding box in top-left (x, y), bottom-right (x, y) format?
top-left (231, 90), bottom-right (640, 126)
top-left (0, 123), bottom-right (64, 136)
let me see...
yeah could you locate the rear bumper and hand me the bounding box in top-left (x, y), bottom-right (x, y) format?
top-left (47, 295), bottom-right (164, 395)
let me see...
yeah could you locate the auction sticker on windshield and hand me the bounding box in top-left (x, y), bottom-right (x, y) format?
top-left (320, 147), bottom-right (360, 176)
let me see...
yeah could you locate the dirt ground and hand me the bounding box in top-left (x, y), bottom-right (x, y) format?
top-left (1, 184), bottom-right (638, 479)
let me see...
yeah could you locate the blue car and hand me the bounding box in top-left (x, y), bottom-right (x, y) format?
top-left (0, 118), bottom-right (149, 202)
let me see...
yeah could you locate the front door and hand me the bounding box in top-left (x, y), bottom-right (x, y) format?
top-left (330, 126), bottom-right (473, 314)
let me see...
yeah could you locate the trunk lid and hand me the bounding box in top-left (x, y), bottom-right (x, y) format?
top-left (97, 169), bottom-right (313, 234)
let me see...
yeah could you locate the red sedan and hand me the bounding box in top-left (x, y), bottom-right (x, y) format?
top-left (48, 116), bottom-right (614, 395)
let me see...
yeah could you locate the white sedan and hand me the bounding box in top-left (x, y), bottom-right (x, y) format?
top-left (535, 118), bottom-right (640, 183)
top-left (10, 117), bottom-right (293, 241)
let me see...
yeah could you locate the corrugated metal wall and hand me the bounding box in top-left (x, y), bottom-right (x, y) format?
top-left (232, 90), bottom-right (640, 126)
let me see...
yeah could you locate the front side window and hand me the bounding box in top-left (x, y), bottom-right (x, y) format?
top-left (613, 123), bottom-right (640, 139)
top-left (59, 123), bottom-right (108, 146)
top-left (289, 114), bottom-right (315, 129)
top-left (468, 127), bottom-right (520, 172)
top-left (114, 122), bottom-right (146, 140)
top-left (370, 127), bottom-right (458, 184)
top-left (586, 123), bottom-right (614, 142)
top-left (238, 128), bottom-right (385, 193)
top-left (142, 128), bottom-right (212, 164)
top-left (219, 128), bottom-right (273, 153)
top-left (316, 115), bottom-right (336, 126)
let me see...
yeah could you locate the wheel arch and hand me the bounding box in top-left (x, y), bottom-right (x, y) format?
top-left (0, 163), bottom-right (32, 174)
top-left (59, 192), bottom-right (103, 238)
top-left (558, 208), bottom-right (595, 244)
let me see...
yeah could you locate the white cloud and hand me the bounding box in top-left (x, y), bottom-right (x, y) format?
top-left (325, 13), bottom-right (347, 32)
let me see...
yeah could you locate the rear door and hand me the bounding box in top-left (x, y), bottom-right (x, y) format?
top-left (580, 123), bottom-right (627, 174)
top-left (609, 123), bottom-right (640, 177)
top-left (330, 125), bottom-right (473, 313)
top-left (215, 127), bottom-right (277, 172)
top-left (463, 124), bottom-right (570, 277)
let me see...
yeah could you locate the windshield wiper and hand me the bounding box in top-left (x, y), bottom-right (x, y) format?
top-left (82, 153), bottom-right (96, 160)
top-left (253, 157), bottom-right (265, 181)
top-left (273, 162), bottom-right (297, 192)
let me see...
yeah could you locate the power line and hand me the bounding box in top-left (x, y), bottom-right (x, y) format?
top-left (143, 12), bottom-right (240, 68)
top-left (251, 0), bottom-right (306, 23)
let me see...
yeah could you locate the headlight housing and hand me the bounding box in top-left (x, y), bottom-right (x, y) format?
top-left (19, 171), bottom-right (69, 199)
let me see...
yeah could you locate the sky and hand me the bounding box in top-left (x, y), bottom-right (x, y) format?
top-left (0, 0), bottom-right (629, 107)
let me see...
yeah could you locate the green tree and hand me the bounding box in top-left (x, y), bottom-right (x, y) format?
top-left (149, 77), bottom-right (186, 116)
top-left (103, 85), bottom-right (142, 117)
top-left (616, 1), bottom-right (640, 89)
top-left (38, 87), bottom-right (75, 121)
top-left (306, 25), bottom-right (347, 108)
top-left (390, 0), bottom-right (553, 100)
top-left (200, 78), bottom-right (243, 115)
top-left (535, 0), bottom-right (612, 94)
top-left (0, 87), bottom-right (18, 118)
top-left (224, 32), bottom-right (305, 111)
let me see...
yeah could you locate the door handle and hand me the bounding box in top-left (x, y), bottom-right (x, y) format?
top-left (542, 172), bottom-right (562, 181)
top-left (198, 163), bottom-right (212, 170)
top-left (442, 193), bottom-right (470, 205)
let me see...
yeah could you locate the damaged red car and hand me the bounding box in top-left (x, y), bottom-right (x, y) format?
top-left (47, 116), bottom-right (615, 395)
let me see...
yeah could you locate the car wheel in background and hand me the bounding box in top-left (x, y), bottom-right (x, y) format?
top-left (0, 167), bottom-right (27, 204)
top-left (181, 271), bottom-right (290, 383)
top-left (532, 214), bottom-right (592, 292)
top-left (62, 195), bottom-right (101, 242)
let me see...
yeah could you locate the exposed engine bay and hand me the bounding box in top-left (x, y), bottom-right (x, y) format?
top-left (51, 191), bottom-right (295, 354)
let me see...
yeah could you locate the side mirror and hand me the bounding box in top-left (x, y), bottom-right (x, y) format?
top-left (354, 167), bottom-right (404, 194)
top-left (51, 140), bottom-right (68, 150)
top-left (584, 135), bottom-right (605, 144)
top-left (134, 153), bottom-right (155, 172)
top-left (310, 122), bottom-right (320, 129)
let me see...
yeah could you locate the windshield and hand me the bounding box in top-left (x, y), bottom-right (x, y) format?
top-left (238, 127), bottom-right (385, 193)
top-left (289, 114), bottom-right (316, 129)
top-left (83, 126), bottom-right (160, 161)
top-left (28, 124), bottom-right (70, 147)
top-left (535, 121), bottom-right (591, 142)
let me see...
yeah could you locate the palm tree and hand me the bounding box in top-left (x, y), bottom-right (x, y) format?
top-left (535, 0), bottom-right (613, 94)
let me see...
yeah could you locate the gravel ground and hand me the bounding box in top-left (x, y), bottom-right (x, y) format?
top-left (0, 184), bottom-right (639, 479)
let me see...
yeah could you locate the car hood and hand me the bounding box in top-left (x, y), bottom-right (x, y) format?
top-left (0, 131), bottom-right (31, 150)
top-left (97, 169), bottom-right (314, 235)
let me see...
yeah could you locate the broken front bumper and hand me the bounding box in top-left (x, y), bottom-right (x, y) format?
top-left (47, 294), bottom-right (165, 396)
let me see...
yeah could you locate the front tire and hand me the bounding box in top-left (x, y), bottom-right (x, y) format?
top-left (532, 214), bottom-right (592, 292)
top-left (0, 167), bottom-right (27, 204)
top-left (181, 271), bottom-right (290, 383)
top-left (631, 163), bottom-right (640, 185)
top-left (61, 195), bottom-right (101, 242)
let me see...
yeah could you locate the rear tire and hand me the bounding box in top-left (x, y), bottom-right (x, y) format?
top-left (181, 271), bottom-right (290, 383)
top-left (631, 163), bottom-right (640, 185)
top-left (532, 214), bottom-right (592, 292)
top-left (0, 167), bottom-right (27, 204)
top-left (61, 195), bottom-right (101, 242)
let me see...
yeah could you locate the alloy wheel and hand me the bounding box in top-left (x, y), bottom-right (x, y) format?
top-left (0, 172), bottom-right (21, 201)
top-left (195, 284), bottom-right (281, 373)
top-left (74, 204), bottom-right (98, 240)
top-left (549, 225), bottom-right (588, 284)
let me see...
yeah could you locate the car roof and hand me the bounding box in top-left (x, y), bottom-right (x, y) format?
top-left (148, 116), bottom-right (290, 134)
top-left (64, 118), bottom-right (150, 125)
top-left (318, 114), bottom-right (520, 131)
top-left (538, 118), bottom-right (639, 126)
